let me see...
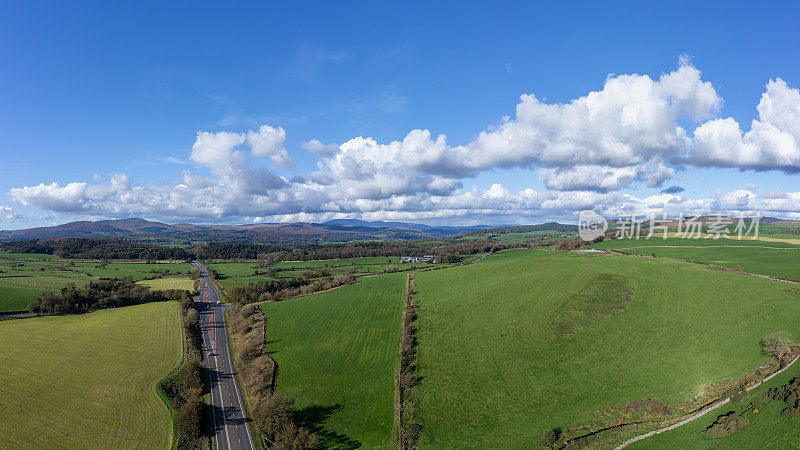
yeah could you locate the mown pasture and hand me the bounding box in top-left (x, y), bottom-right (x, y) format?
top-left (412, 249), bottom-right (800, 448)
top-left (261, 273), bottom-right (406, 447)
top-left (592, 237), bottom-right (800, 280)
top-left (0, 281), bottom-right (39, 312)
top-left (137, 276), bottom-right (194, 291)
top-left (0, 302), bottom-right (183, 448)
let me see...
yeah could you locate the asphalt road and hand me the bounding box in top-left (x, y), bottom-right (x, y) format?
top-left (193, 261), bottom-right (255, 450)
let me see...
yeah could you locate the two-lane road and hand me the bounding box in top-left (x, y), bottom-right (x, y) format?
top-left (193, 261), bottom-right (255, 450)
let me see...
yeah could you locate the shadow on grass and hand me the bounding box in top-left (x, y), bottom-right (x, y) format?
top-left (294, 404), bottom-right (362, 449)
top-left (264, 339), bottom-right (282, 355)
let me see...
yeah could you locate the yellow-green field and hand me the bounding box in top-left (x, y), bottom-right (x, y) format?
top-left (663, 231), bottom-right (800, 245)
top-left (137, 276), bottom-right (194, 291)
top-left (0, 302), bottom-right (183, 448)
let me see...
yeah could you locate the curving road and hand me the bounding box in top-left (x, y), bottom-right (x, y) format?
top-left (193, 261), bottom-right (255, 450)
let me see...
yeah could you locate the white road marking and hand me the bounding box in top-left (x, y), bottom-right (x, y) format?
top-left (195, 261), bottom-right (255, 450)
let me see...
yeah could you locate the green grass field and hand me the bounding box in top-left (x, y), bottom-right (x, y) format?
top-left (0, 254), bottom-right (191, 311)
top-left (0, 280), bottom-right (39, 312)
top-left (261, 273), bottom-right (406, 447)
top-left (412, 249), bottom-right (800, 448)
top-left (461, 230), bottom-right (573, 242)
top-left (0, 302), bottom-right (183, 448)
top-left (268, 257), bottom-right (399, 268)
top-left (207, 261), bottom-right (265, 277)
top-left (632, 363), bottom-right (800, 449)
top-left (0, 251), bottom-right (57, 260)
top-left (594, 237), bottom-right (798, 249)
top-left (210, 257), bottom-right (434, 290)
top-left (592, 237), bottom-right (800, 280)
top-left (137, 276), bottom-right (194, 291)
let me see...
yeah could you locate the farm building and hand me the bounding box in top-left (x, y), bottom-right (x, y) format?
top-left (399, 255), bottom-right (436, 263)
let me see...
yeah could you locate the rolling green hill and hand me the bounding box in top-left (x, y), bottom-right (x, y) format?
top-left (412, 249), bottom-right (800, 447)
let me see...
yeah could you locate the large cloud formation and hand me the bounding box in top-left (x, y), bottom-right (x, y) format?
top-left (8, 62), bottom-right (800, 224)
top-left (691, 79), bottom-right (800, 171)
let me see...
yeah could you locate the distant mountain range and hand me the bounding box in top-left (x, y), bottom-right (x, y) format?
top-left (0, 218), bottom-right (494, 245)
top-left (3, 215), bottom-right (788, 246)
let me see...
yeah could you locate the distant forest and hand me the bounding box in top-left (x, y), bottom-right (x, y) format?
top-left (191, 239), bottom-right (515, 261)
top-left (0, 238), bottom-right (193, 260)
top-left (463, 222), bottom-right (578, 237)
top-left (0, 236), bottom-right (520, 261)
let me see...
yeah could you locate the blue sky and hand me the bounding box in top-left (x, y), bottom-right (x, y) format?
top-left (1, 1), bottom-right (799, 228)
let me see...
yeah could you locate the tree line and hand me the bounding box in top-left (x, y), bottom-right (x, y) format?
top-left (160, 296), bottom-right (208, 448)
top-left (1, 238), bottom-right (193, 260)
top-left (28, 278), bottom-right (192, 314)
top-left (3, 235), bottom-right (523, 263)
top-left (194, 238), bottom-right (518, 261)
top-left (227, 274), bottom-right (356, 304)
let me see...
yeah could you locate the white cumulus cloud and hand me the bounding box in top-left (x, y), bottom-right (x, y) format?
top-left (691, 78), bottom-right (800, 171)
top-left (301, 139), bottom-right (340, 156)
top-left (8, 61), bottom-right (800, 225)
top-left (247, 125), bottom-right (294, 169)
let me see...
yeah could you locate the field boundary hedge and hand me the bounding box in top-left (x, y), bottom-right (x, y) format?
top-left (397, 273), bottom-right (421, 449)
top-left (157, 297), bottom-right (209, 449)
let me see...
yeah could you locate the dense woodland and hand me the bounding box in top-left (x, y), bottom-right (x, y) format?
top-left (194, 239), bottom-right (517, 261)
top-left (1, 236), bottom-right (525, 263)
top-left (1, 238), bottom-right (193, 260)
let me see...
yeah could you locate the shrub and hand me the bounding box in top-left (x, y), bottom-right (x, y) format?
top-left (253, 391), bottom-right (295, 437)
top-left (782, 407), bottom-right (800, 418)
top-left (177, 398), bottom-right (203, 437)
top-left (705, 412), bottom-right (749, 439)
top-left (184, 308), bottom-right (199, 329)
top-left (437, 253), bottom-right (461, 263)
top-left (543, 427), bottom-right (562, 447)
top-left (273, 421), bottom-right (320, 449)
top-left (239, 339), bottom-right (261, 363)
top-left (731, 388), bottom-right (746, 404)
top-left (553, 237), bottom-right (587, 251)
top-left (762, 331), bottom-right (793, 362)
top-left (180, 295), bottom-right (193, 311)
top-left (182, 359), bottom-right (202, 391)
top-left (241, 303), bottom-right (258, 318)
